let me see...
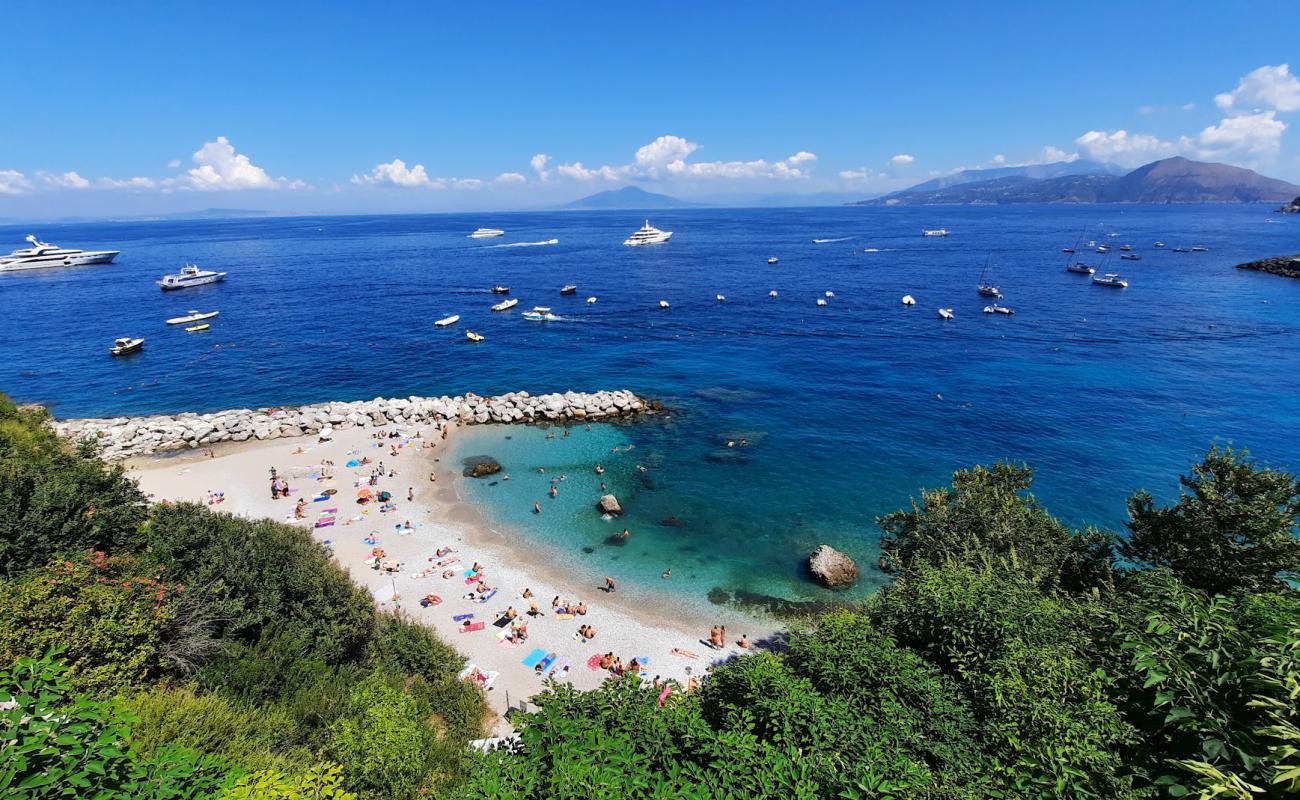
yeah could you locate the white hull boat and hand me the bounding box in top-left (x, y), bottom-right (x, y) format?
top-left (491, 298), bottom-right (519, 312)
top-left (165, 310), bottom-right (220, 325)
top-left (624, 220), bottom-right (672, 246)
top-left (158, 264), bottom-right (226, 290)
top-left (1, 234), bottom-right (119, 272)
top-left (938, 308), bottom-right (954, 320)
top-left (435, 315), bottom-right (461, 327)
top-left (470, 228), bottom-right (505, 239)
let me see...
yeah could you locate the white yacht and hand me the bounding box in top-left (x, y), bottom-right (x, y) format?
top-left (1, 234), bottom-right (119, 272)
top-left (157, 264), bottom-right (226, 291)
top-left (922, 229), bottom-right (950, 237)
top-left (434, 314), bottom-right (461, 327)
top-left (624, 220), bottom-right (672, 246)
top-left (1093, 273), bottom-right (1129, 288)
top-left (469, 228), bottom-right (505, 239)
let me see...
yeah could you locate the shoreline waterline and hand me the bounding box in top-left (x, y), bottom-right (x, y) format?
top-left (125, 413), bottom-right (778, 732)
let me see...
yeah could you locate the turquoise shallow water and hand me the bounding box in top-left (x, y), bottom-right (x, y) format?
top-left (2, 206), bottom-right (1299, 604)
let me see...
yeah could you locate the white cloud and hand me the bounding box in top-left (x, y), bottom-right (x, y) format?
top-left (530, 153), bottom-right (551, 181)
top-left (1183, 102), bottom-right (1197, 111)
top-left (351, 158), bottom-right (443, 188)
top-left (665, 150), bottom-right (817, 180)
top-left (1216, 64), bottom-right (1300, 113)
top-left (1195, 111), bottom-right (1287, 160)
top-left (167, 159), bottom-right (181, 169)
top-left (990, 154), bottom-right (1007, 165)
top-left (555, 161), bottom-right (626, 181)
top-left (185, 136), bottom-right (288, 190)
top-left (1038, 145), bottom-right (1079, 163)
top-left (889, 153), bottom-right (914, 166)
top-left (1074, 129), bottom-right (1183, 167)
top-left (0, 170), bottom-right (31, 195)
top-left (452, 178), bottom-right (483, 189)
top-left (787, 151), bottom-right (817, 165)
top-left (39, 171), bottom-right (91, 189)
top-left (494, 172), bottom-right (526, 184)
top-left (634, 135), bottom-right (699, 176)
top-left (99, 176), bottom-right (158, 190)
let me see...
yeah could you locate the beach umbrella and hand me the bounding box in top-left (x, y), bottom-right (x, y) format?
top-left (378, 491), bottom-right (392, 502)
top-left (357, 488), bottom-right (373, 499)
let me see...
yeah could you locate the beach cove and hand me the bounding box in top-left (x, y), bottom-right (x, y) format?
top-left (114, 395), bottom-right (777, 732)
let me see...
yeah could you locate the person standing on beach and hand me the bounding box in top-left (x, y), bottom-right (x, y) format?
top-left (604, 576), bottom-right (616, 593)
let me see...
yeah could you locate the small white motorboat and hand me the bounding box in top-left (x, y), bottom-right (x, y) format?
top-left (816, 298), bottom-right (828, 307)
top-left (1154, 241), bottom-right (1166, 248)
top-left (165, 310), bottom-right (219, 325)
top-left (586, 296), bottom-right (597, 304)
top-left (716, 294), bottom-right (726, 302)
top-left (767, 257), bottom-right (779, 264)
top-left (1191, 245), bottom-right (1209, 252)
top-left (902, 295), bottom-right (916, 306)
top-left (470, 228), bottom-right (505, 239)
top-left (491, 285), bottom-right (510, 294)
top-left (435, 315), bottom-right (460, 327)
top-left (522, 306), bottom-right (559, 321)
top-left (1093, 273), bottom-right (1129, 288)
top-left (560, 285), bottom-right (577, 295)
top-left (922, 229), bottom-right (950, 237)
top-left (110, 337), bottom-right (144, 356)
top-left (491, 298), bottom-right (518, 312)
top-left (983, 304), bottom-right (1015, 315)
top-left (824, 291), bottom-right (834, 298)
top-left (659, 300), bottom-right (670, 309)
top-left (466, 330), bottom-right (485, 342)
top-left (768, 290), bottom-right (778, 298)
top-left (938, 308), bottom-right (954, 320)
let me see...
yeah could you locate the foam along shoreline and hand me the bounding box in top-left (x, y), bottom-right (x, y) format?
top-left (54, 389), bottom-right (655, 460)
top-left (121, 403), bottom-right (771, 734)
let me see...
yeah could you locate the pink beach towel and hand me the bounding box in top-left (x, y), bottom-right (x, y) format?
top-left (586, 654), bottom-right (603, 671)
top-left (314, 520), bottom-right (335, 529)
top-left (459, 622), bottom-right (485, 633)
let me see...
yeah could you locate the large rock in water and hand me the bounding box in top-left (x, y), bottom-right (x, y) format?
top-left (597, 494), bottom-right (623, 515)
top-left (462, 456), bottom-right (502, 478)
top-left (808, 545), bottom-right (859, 589)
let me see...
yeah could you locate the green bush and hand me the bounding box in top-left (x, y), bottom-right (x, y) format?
top-left (142, 502), bottom-right (375, 664)
top-left (126, 684), bottom-right (317, 775)
top-left (218, 763), bottom-right (357, 800)
top-left (327, 670), bottom-right (442, 800)
top-left (0, 553), bottom-right (180, 696)
top-left (0, 397), bottom-right (146, 578)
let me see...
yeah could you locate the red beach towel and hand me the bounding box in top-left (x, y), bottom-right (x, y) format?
top-left (459, 622), bottom-right (486, 633)
top-left (586, 654), bottom-right (603, 671)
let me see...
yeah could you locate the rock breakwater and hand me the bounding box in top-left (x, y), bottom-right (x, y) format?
top-left (54, 389), bottom-right (653, 460)
top-left (1236, 254), bottom-right (1300, 280)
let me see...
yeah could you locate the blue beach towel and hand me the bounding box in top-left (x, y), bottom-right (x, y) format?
top-left (453, 613), bottom-right (474, 622)
top-left (522, 649), bottom-right (546, 668)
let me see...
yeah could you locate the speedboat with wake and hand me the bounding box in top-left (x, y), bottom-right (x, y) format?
top-left (491, 285), bottom-right (510, 294)
top-left (522, 306), bottom-right (559, 321)
top-left (1, 234), bottom-right (119, 272)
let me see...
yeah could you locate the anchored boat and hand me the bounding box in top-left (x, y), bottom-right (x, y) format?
top-left (110, 337), bottom-right (144, 356)
top-left (165, 310), bottom-right (219, 325)
top-left (435, 315), bottom-right (461, 327)
top-left (491, 298), bottom-right (518, 312)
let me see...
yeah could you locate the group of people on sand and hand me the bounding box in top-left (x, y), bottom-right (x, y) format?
top-left (707, 625), bottom-right (748, 650)
top-left (269, 475), bottom-right (291, 499)
top-left (597, 652), bottom-right (644, 677)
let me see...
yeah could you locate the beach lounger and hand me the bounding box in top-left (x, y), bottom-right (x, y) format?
top-left (521, 648), bottom-right (546, 668)
top-left (458, 622), bottom-right (485, 633)
top-left (312, 495), bottom-right (329, 502)
top-left (476, 589), bottom-right (498, 603)
top-left (452, 613), bottom-right (474, 622)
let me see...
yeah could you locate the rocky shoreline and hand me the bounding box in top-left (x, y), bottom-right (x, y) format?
top-left (54, 389), bottom-right (655, 460)
top-left (1236, 254), bottom-right (1300, 280)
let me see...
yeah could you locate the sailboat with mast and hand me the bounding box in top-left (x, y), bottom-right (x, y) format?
top-left (1064, 225), bottom-right (1095, 274)
top-left (977, 255), bottom-right (1001, 297)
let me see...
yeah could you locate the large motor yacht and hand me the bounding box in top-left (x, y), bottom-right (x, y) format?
top-left (0, 234), bottom-right (119, 272)
top-left (469, 228), bottom-right (505, 239)
top-left (623, 220), bottom-right (672, 246)
top-left (157, 264), bottom-right (227, 291)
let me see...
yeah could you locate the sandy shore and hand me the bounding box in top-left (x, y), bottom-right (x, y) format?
top-left (127, 420), bottom-right (776, 734)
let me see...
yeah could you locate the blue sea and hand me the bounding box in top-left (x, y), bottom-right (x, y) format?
top-left (2, 206), bottom-right (1298, 607)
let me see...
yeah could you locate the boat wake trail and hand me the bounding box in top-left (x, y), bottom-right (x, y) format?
top-left (812, 236), bottom-right (853, 244)
top-left (491, 238), bottom-right (560, 248)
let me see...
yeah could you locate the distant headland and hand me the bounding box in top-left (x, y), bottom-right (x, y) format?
top-left (854, 156), bottom-right (1300, 206)
top-left (561, 185), bottom-right (705, 210)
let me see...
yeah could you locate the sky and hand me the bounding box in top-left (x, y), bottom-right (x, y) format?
top-left (3, 1), bottom-right (1300, 218)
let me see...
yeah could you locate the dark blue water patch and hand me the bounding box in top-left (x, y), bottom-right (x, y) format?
top-left (1, 205), bottom-right (1298, 601)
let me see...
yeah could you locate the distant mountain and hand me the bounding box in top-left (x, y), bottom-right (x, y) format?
top-left (561, 186), bottom-right (704, 210)
top-left (855, 157), bottom-right (1300, 205)
top-left (901, 159), bottom-right (1125, 194)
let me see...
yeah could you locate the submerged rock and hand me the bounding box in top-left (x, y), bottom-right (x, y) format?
top-left (659, 515), bottom-right (685, 528)
top-left (808, 545), bottom-right (859, 589)
top-left (462, 456), bottom-right (502, 478)
top-left (597, 494), bottom-right (623, 515)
